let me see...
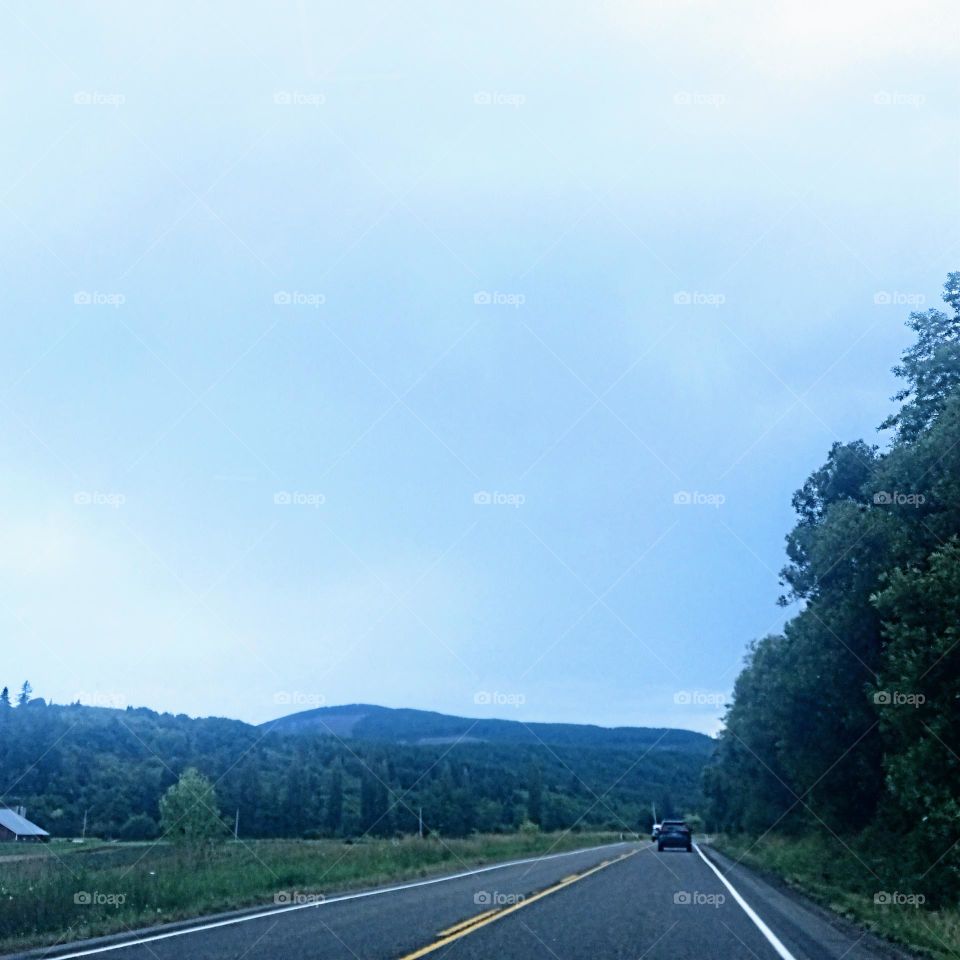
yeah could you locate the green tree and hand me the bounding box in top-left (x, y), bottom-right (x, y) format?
top-left (882, 272), bottom-right (960, 443)
top-left (159, 769), bottom-right (227, 846)
top-left (17, 681), bottom-right (32, 706)
top-left (872, 539), bottom-right (960, 902)
top-left (526, 762), bottom-right (543, 825)
top-left (325, 766), bottom-right (343, 835)
top-left (705, 271), bottom-right (960, 897)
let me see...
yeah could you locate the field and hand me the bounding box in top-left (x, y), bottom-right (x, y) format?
top-left (712, 834), bottom-right (960, 960)
top-left (0, 831), bottom-right (626, 953)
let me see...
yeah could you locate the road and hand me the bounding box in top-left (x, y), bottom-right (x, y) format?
top-left (10, 841), bottom-right (912, 960)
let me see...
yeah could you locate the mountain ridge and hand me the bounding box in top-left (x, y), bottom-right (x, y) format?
top-left (260, 702), bottom-right (715, 753)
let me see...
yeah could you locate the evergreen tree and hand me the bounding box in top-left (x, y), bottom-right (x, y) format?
top-left (325, 767), bottom-right (343, 835)
top-left (527, 762), bottom-right (543, 825)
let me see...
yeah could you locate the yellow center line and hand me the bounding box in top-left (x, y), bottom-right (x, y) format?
top-left (396, 849), bottom-right (639, 960)
top-left (437, 909), bottom-right (498, 937)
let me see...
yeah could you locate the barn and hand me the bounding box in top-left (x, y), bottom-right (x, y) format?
top-left (0, 807), bottom-right (50, 842)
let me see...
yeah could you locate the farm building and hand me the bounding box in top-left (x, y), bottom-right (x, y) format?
top-left (0, 807), bottom-right (49, 842)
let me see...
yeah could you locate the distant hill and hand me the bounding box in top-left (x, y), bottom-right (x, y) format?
top-left (261, 703), bottom-right (715, 754)
top-left (1, 698), bottom-right (714, 841)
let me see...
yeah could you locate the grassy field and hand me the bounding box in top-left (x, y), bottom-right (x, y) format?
top-left (712, 834), bottom-right (960, 960)
top-left (0, 831), bottom-right (626, 953)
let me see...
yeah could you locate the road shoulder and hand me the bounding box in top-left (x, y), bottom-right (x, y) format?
top-left (699, 844), bottom-right (924, 960)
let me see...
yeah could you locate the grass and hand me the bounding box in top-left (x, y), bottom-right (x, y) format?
top-left (711, 833), bottom-right (960, 960)
top-left (0, 831), bottom-right (625, 953)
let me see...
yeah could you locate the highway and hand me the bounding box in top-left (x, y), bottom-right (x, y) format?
top-left (10, 842), bottom-right (909, 960)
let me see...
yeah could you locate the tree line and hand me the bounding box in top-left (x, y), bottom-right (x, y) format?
top-left (0, 696), bottom-right (705, 841)
top-left (704, 273), bottom-right (960, 905)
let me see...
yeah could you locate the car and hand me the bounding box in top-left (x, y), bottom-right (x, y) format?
top-left (657, 819), bottom-right (692, 852)
top-left (651, 822), bottom-right (661, 842)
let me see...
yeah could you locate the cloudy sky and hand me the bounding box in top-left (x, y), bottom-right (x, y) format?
top-left (1, 1), bottom-right (956, 734)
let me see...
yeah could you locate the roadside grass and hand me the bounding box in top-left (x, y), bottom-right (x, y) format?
top-left (0, 831), bottom-right (624, 954)
top-left (712, 833), bottom-right (960, 960)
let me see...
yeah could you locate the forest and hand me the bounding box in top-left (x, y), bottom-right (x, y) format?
top-left (0, 692), bottom-right (709, 840)
top-left (705, 273), bottom-right (960, 906)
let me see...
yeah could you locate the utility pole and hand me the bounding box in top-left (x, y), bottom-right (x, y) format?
top-left (234, 809), bottom-right (240, 841)
top-left (418, 807), bottom-right (423, 839)
top-left (81, 809), bottom-right (88, 841)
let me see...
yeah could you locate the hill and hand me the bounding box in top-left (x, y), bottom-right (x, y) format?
top-left (261, 703), bottom-right (714, 754)
top-left (0, 698), bottom-right (713, 841)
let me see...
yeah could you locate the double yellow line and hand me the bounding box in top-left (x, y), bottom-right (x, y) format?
top-left (398, 849), bottom-right (638, 960)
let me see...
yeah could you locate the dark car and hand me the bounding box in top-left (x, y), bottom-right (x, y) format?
top-left (657, 819), bottom-right (692, 852)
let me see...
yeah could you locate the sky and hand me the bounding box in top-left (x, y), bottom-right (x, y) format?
top-left (1, 1), bottom-right (957, 735)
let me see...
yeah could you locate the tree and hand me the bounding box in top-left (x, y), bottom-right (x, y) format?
top-left (159, 769), bottom-right (227, 846)
top-left (882, 272), bottom-right (960, 443)
top-left (0, 687), bottom-right (10, 711)
top-left (17, 681), bottom-right (32, 707)
top-left (325, 767), bottom-right (343, 836)
top-left (705, 271), bottom-right (960, 902)
top-left (872, 539), bottom-right (960, 903)
top-left (526, 762), bottom-right (543, 826)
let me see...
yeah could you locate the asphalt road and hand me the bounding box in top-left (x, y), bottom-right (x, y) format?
top-left (11, 841), bottom-right (912, 960)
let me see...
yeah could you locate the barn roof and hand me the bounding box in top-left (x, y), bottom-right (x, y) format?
top-left (0, 808), bottom-right (49, 837)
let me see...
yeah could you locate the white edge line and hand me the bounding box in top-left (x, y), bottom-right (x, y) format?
top-left (694, 844), bottom-right (798, 960)
top-left (32, 842), bottom-right (633, 959)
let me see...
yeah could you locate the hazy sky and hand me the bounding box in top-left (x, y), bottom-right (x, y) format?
top-left (2, 2), bottom-right (956, 735)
